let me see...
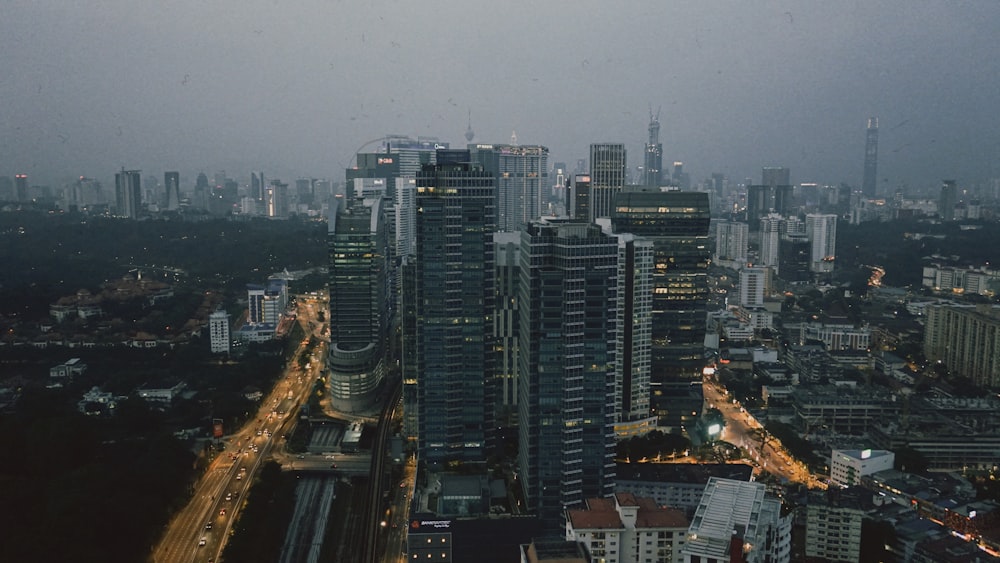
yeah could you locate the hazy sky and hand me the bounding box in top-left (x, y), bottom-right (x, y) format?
top-left (3, 0), bottom-right (999, 193)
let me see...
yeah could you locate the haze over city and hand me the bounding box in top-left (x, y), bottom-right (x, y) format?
top-left (3, 0), bottom-right (1000, 191)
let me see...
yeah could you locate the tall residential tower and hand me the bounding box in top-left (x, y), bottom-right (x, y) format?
top-left (517, 219), bottom-right (618, 526)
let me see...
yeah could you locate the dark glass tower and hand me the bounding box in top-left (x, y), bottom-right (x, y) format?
top-left (746, 167), bottom-right (792, 231)
top-left (642, 108), bottom-right (663, 187)
top-left (939, 180), bottom-right (958, 221)
top-left (517, 219), bottom-right (617, 527)
top-left (327, 197), bottom-right (388, 411)
top-left (409, 150), bottom-right (496, 466)
top-left (862, 117), bottom-right (879, 198)
top-left (611, 190), bottom-right (711, 429)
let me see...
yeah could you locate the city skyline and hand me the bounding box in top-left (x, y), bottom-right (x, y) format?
top-left (3, 2), bottom-right (1000, 192)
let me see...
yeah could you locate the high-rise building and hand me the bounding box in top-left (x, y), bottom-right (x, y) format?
top-left (924, 304), bottom-right (1000, 387)
top-left (714, 220), bottom-right (749, 269)
top-left (15, 174), bottom-right (28, 201)
top-left (642, 109), bottom-right (663, 188)
top-left (263, 279), bottom-right (288, 324)
top-left (804, 488), bottom-right (868, 563)
top-left (265, 180), bottom-right (288, 218)
top-left (806, 213), bottom-right (837, 274)
top-left (408, 150), bottom-right (496, 466)
top-left (758, 213), bottom-right (782, 274)
top-left (862, 117), bottom-right (879, 198)
top-left (517, 218), bottom-right (618, 526)
top-left (328, 197), bottom-right (388, 411)
top-left (209, 310), bottom-right (231, 354)
top-left (114, 168), bottom-right (142, 219)
top-left (469, 143), bottom-right (549, 232)
top-left (613, 232), bottom-right (655, 438)
top-left (247, 284), bottom-right (266, 324)
top-left (384, 135), bottom-right (448, 178)
top-left (589, 143), bottom-right (626, 221)
top-left (164, 171), bottom-right (180, 211)
top-left (251, 172), bottom-right (264, 204)
top-left (746, 167), bottom-right (792, 230)
top-left (681, 477), bottom-right (792, 563)
top-left (672, 162), bottom-right (690, 190)
top-left (739, 266), bottom-right (769, 308)
top-left (570, 174), bottom-right (591, 222)
top-left (494, 232), bottom-right (521, 417)
top-left (939, 179), bottom-right (958, 221)
top-left (611, 190), bottom-right (711, 429)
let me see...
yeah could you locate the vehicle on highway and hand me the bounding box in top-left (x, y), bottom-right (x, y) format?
top-left (205, 522), bottom-right (212, 530)
top-left (219, 508), bottom-right (226, 516)
top-left (199, 538), bottom-right (207, 547)
top-left (225, 493), bottom-right (232, 501)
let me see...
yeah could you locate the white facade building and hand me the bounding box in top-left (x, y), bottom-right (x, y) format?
top-left (715, 220), bottom-right (749, 269)
top-left (758, 214), bottom-right (782, 274)
top-left (830, 449), bottom-right (895, 488)
top-left (739, 266), bottom-right (768, 308)
top-left (566, 493), bottom-right (688, 563)
top-left (209, 310), bottom-right (231, 353)
top-left (806, 213), bottom-right (837, 274)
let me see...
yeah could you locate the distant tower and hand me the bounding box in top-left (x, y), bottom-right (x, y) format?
top-left (589, 143), bottom-right (627, 221)
top-left (806, 213), bottom-right (837, 274)
top-left (939, 180), bottom-right (958, 221)
top-left (465, 109), bottom-right (475, 143)
top-left (114, 168), bottom-right (142, 219)
top-left (511, 130), bottom-right (518, 146)
top-left (862, 117), bottom-right (879, 198)
top-left (14, 174), bottom-right (28, 201)
top-left (164, 171), bottom-right (180, 211)
top-left (642, 106), bottom-right (663, 187)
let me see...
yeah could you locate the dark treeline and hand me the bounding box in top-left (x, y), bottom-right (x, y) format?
top-left (0, 210), bottom-right (326, 317)
top-left (836, 218), bottom-right (1000, 288)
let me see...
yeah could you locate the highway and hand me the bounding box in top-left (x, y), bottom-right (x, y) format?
top-left (152, 294), bottom-right (326, 563)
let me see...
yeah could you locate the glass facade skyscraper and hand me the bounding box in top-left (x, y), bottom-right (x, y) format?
top-left (611, 190), bottom-right (711, 429)
top-left (517, 219), bottom-right (617, 527)
top-left (327, 196), bottom-right (388, 411)
top-left (408, 150), bottom-right (496, 466)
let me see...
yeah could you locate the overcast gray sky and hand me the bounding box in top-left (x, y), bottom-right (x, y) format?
top-left (2, 0), bottom-right (999, 194)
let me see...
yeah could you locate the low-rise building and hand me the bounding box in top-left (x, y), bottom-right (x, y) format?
top-left (565, 493), bottom-right (688, 563)
top-left (830, 449), bottom-right (895, 488)
top-left (50, 358), bottom-right (87, 378)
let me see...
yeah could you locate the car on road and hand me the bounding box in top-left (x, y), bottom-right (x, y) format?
top-left (219, 508), bottom-right (226, 516)
top-left (199, 538), bottom-right (207, 546)
top-left (225, 493), bottom-right (232, 501)
top-left (205, 522), bottom-right (212, 530)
